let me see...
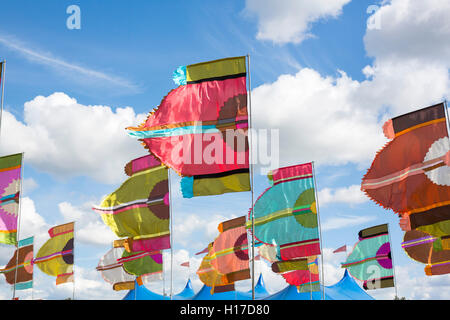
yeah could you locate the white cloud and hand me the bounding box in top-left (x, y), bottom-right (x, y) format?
top-left (22, 177), bottom-right (38, 195)
top-left (0, 92), bottom-right (148, 184)
top-left (319, 185), bottom-right (368, 206)
top-left (58, 201), bottom-right (116, 246)
top-left (321, 214), bottom-right (377, 232)
top-left (17, 197), bottom-right (50, 244)
top-left (244, 0), bottom-right (351, 44)
top-left (248, 0), bottom-right (450, 172)
top-left (252, 68), bottom-right (387, 169)
top-left (364, 0), bottom-right (450, 67)
top-left (173, 212), bottom-right (238, 249)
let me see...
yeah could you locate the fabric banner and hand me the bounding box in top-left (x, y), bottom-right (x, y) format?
top-left (127, 56), bottom-right (250, 198)
top-left (34, 222), bottom-right (74, 285)
top-left (249, 163), bottom-right (321, 259)
top-left (282, 256), bottom-right (320, 291)
top-left (208, 216), bottom-right (250, 281)
top-left (342, 224), bottom-right (394, 290)
top-left (197, 248), bottom-right (234, 295)
top-left (361, 102), bottom-right (450, 276)
top-left (401, 229), bottom-right (450, 276)
top-left (362, 103), bottom-right (450, 221)
top-left (0, 236), bottom-right (33, 290)
top-left (119, 250), bottom-right (163, 279)
top-left (92, 156), bottom-right (170, 242)
top-left (96, 247), bottom-right (136, 290)
top-left (0, 153), bottom-right (22, 245)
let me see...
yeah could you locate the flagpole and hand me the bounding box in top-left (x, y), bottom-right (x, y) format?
top-left (0, 60), bottom-right (5, 139)
top-left (168, 169), bottom-right (174, 300)
top-left (246, 53), bottom-right (256, 301)
top-left (387, 223), bottom-right (398, 299)
top-left (12, 152), bottom-right (24, 300)
top-left (311, 161), bottom-right (325, 300)
top-left (72, 221), bottom-right (76, 300)
top-left (444, 100), bottom-right (450, 136)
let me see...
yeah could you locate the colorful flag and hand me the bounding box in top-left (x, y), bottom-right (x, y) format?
top-left (208, 216), bottom-right (250, 283)
top-left (92, 155), bottom-right (170, 245)
top-left (249, 163), bottom-right (321, 260)
top-left (118, 250), bottom-right (163, 282)
top-left (342, 224), bottom-right (394, 290)
top-left (0, 236), bottom-right (33, 290)
top-left (96, 247), bottom-right (135, 291)
top-left (401, 229), bottom-right (450, 276)
top-left (196, 247), bottom-right (235, 294)
top-left (0, 153), bottom-right (22, 245)
top-left (333, 245), bottom-right (347, 253)
top-left (127, 56), bottom-right (250, 198)
top-left (362, 103), bottom-right (450, 222)
top-left (361, 102), bottom-right (450, 275)
top-left (34, 222), bottom-right (74, 285)
top-left (197, 216), bottom-right (251, 294)
top-left (281, 256), bottom-right (320, 292)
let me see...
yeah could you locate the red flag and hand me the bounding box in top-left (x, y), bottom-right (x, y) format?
top-left (333, 245), bottom-right (346, 253)
top-left (180, 261), bottom-right (190, 267)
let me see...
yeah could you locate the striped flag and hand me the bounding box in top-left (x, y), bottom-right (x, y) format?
top-left (0, 236), bottom-right (33, 290)
top-left (0, 153), bottom-right (22, 245)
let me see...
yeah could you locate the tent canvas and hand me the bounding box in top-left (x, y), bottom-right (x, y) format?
top-left (173, 278), bottom-right (195, 300)
top-left (264, 269), bottom-right (374, 300)
top-left (122, 280), bottom-right (169, 300)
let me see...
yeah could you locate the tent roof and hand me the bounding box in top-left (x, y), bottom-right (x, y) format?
top-left (173, 278), bottom-right (195, 300)
top-left (323, 269), bottom-right (374, 300)
top-left (122, 281), bottom-right (169, 300)
top-left (191, 284), bottom-right (251, 300)
top-left (239, 273), bottom-right (270, 300)
top-left (122, 270), bottom-right (375, 300)
top-left (264, 269), bottom-right (374, 300)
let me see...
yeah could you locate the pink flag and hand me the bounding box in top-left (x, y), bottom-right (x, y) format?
top-left (180, 261), bottom-right (190, 267)
top-left (333, 245), bottom-right (347, 253)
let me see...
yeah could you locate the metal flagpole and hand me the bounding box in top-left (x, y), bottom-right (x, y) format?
top-left (0, 60), bottom-right (5, 139)
top-left (12, 152), bottom-right (24, 300)
top-left (31, 238), bottom-right (34, 300)
top-left (387, 223), bottom-right (399, 299)
top-left (168, 169), bottom-right (174, 300)
top-left (72, 221), bottom-right (76, 300)
top-left (444, 100), bottom-right (450, 136)
top-left (311, 161), bottom-right (325, 300)
top-left (309, 265), bottom-right (312, 300)
top-left (246, 54), bottom-right (256, 301)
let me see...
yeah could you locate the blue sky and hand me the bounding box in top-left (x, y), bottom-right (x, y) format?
top-left (0, 0), bottom-right (449, 300)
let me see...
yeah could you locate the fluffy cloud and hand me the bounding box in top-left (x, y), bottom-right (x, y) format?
top-left (251, 68), bottom-right (387, 169)
top-left (364, 0), bottom-right (450, 66)
top-left (58, 201), bottom-right (116, 246)
top-left (319, 185), bottom-right (369, 207)
top-left (0, 92), bottom-right (147, 184)
top-left (321, 214), bottom-right (377, 232)
top-left (18, 197), bottom-right (50, 244)
top-left (244, 0), bottom-right (351, 44)
top-left (251, 1), bottom-right (450, 170)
